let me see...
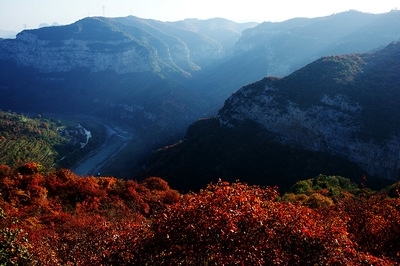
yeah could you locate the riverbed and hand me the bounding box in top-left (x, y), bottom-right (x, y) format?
top-left (72, 122), bottom-right (132, 176)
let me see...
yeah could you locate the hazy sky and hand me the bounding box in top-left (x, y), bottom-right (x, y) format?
top-left (0, 0), bottom-right (399, 33)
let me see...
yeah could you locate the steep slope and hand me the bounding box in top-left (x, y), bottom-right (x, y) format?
top-left (139, 118), bottom-right (367, 192)
top-left (0, 17), bottom-right (158, 74)
top-left (0, 111), bottom-right (66, 167)
top-left (2, 12), bottom-right (400, 179)
top-left (219, 41), bottom-right (400, 179)
top-left (139, 42), bottom-right (400, 191)
top-left (165, 18), bottom-right (257, 60)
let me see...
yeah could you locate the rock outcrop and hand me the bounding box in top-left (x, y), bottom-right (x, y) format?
top-left (0, 30), bottom-right (153, 74)
top-left (0, 16), bottom-right (255, 76)
top-left (219, 42), bottom-right (400, 180)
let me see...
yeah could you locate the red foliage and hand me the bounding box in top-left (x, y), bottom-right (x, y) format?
top-left (0, 164), bottom-right (179, 264)
top-left (135, 181), bottom-right (358, 265)
top-left (0, 164), bottom-right (11, 177)
top-left (27, 214), bottom-right (147, 265)
top-left (1, 164), bottom-right (399, 265)
top-left (331, 193), bottom-right (400, 261)
top-left (17, 162), bottom-right (42, 175)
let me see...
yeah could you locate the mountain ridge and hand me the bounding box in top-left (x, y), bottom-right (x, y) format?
top-left (0, 16), bottom-right (253, 76)
top-left (219, 41), bottom-right (400, 179)
top-left (1, 11), bottom-right (400, 178)
top-left (139, 42), bottom-right (400, 191)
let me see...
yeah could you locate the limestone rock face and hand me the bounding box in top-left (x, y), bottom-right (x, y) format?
top-left (220, 85), bottom-right (400, 179)
top-left (0, 16), bottom-right (254, 76)
top-left (219, 42), bottom-right (400, 180)
top-left (0, 31), bottom-right (153, 73)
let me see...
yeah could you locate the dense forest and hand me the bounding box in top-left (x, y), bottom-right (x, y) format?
top-left (1, 162), bottom-right (399, 265)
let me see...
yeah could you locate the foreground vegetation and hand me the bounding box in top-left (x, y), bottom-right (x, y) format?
top-left (1, 163), bottom-right (399, 265)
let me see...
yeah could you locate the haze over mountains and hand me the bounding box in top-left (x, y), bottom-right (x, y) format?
top-left (0, 16), bottom-right (256, 146)
top-left (141, 41), bottom-right (400, 191)
top-left (1, 10), bottom-right (400, 182)
top-left (0, 29), bottom-right (17, 39)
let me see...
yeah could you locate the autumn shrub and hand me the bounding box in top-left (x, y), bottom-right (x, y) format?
top-left (141, 176), bottom-right (170, 191)
top-left (33, 214), bottom-right (145, 265)
top-left (0, 208), bottom-right (34, 265)
top-left (0, 164), bottom-right (183, 264)
top-left (17, 162), bottom-right (43, 175)
top-left (305, 192), bottom-right (334, 208)
top-left (135, 180), bottom-right (361, 265)
top-left (280, 192), bottom-right (309, 204)
top-left (290, 179), bottom-right (312, 194)
top-left (283, 175), bottom-right (360, 206)
top-left (140, 177), bottom-right (181, 212)
top-left (1, 165), bottom-right (399, 265)
top-left (0, 165), bottom-right (11, 178)
top-left (336, 194), bottom-right (400, 262)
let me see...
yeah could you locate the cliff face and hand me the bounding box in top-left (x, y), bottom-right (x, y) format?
top-left (0, 31), bottom-right (153, 74)
top-left (219, 42), bottom-right (400, 180)
top-left (219, 82), bottom-right (400, 179)
top-left (0, 16), bottom-right (252, 75)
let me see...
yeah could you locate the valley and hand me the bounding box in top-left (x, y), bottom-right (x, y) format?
top-left (1, 10), bottom-right (400, 190)
top-left (1, 9), bottom-right (400, 265)
top-left (71, 121), bottom-right (133, 176)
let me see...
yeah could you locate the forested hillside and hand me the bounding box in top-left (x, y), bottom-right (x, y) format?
top-left (138, 118), bottom-right (372, 192)
top-left (1, 164), bottom-right (399, 264)
top-left (0, 111), bottom-right (105, 169)
top-left (0, 111), bottom-right (70, 168)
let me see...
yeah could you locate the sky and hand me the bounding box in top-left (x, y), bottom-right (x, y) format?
top-left (0, 0), bottom-right (399, 34)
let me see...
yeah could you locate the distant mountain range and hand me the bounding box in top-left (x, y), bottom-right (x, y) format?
top-left (0, 16), bottom-right (255, 75)
top-left (139, 41), bottom-right (400, 192)
top-left (0, 16), bottom-right (256, 147)
top-left (195, 10), bottom-right (400, 99)
top-left (1, 11), bottom-right (400, 178)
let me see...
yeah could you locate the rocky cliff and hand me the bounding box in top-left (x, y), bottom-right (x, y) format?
top-left (0, 16), bottom-right (254, 75)
top-left (0, 30), bottom-right (153, 74)
top-left (218, 42), bottom-right (400, 180)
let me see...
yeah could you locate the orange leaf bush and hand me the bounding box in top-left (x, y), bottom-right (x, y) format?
top-left (0, 165), bottom-right (399, 265)
top-left (135, 180), bottom-right (388, 265)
